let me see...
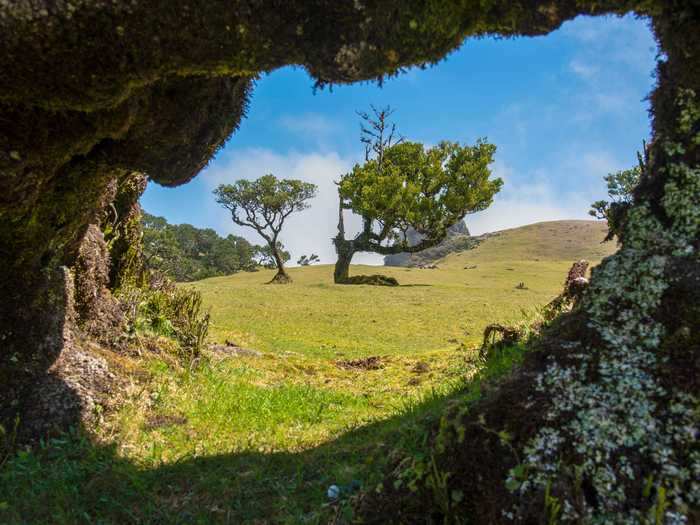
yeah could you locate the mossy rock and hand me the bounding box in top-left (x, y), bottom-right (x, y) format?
top-left (338, 274), bottom-right (399, 286)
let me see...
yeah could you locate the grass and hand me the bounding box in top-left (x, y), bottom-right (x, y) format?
top-left (191, 220), bottom-right (615, 357)
top-left (0, 220), bottom-right (616, 524)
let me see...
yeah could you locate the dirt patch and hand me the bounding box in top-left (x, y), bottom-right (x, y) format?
top-left (144, 413), bottom-right (188, 431)
top-left (335, 356), bottom-right (384, 371)
top-left (410, 361), bottom-right (430, 374)
top-left (209, 340), bottom-right (262, 358)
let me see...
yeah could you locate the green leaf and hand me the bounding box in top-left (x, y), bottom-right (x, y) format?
top-left (505, 478), bottom-right (521, 492)
top-left (498, 430), bottom-right (512, 443)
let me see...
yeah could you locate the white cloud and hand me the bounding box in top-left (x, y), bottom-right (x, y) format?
top-left (569, 59), bottom-right (599, 80)
top-left (562, 15), bottom-right (655, 67)
top-left (560, 15), bottom-right (657, 121)
top-left (466, 181), bottom-right (592, 236)
top-left (278, 113), bottom-right (339, 136)
top-left (465, 156), bottom-right (618, 236)
top-left (200, 147), bottom-right (386, 266)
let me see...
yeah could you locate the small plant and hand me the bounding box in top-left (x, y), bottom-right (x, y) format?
top-left (168, 287), bottom-right (211, 361)
top-left (479, 323), bottom-right (523, 360)
top-left (544, 480), bottom-right (562, 525)
top-left (118, 276), bottom-right (210, 364)
top-left (297, 253), bottom-right (320, 266)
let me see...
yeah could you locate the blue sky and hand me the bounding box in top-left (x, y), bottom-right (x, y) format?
top-left (142, 14), bottom-right (658, 264)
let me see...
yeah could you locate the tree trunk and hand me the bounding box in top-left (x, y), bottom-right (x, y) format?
top-left (334, 246), bottom-right (354, 283)
top-left (269, 243), bottom-right (291, 284)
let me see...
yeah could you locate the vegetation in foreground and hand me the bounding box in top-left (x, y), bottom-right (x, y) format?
top-left (0, 220), bottom-right (615, 523)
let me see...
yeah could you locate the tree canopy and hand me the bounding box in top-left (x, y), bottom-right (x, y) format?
top-left (214, 174), bottom-right (317, 283)
top-left (333, 108), bottom-right (501, 284)
top-left (339, 140), bottom-right (500, 250)
top-left (589, 165), bottom-right (642, 241)
top-left (141, 212), bottom-right (258, 282)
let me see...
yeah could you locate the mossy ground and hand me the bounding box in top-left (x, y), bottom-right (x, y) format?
top-left (0, 220), bottom-right (615, 523)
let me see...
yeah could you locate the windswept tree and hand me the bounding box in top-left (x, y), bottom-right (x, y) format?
top-left (589, 164), bottom-right (643, 241)
top-left (297, 254), bottom-right (320, 266)
top-left (256, 242), bottom-right (291, 269)
top-left (215, 175), bottom-right (317, 283)
top-left (333, 107), bottom-right (502, 284)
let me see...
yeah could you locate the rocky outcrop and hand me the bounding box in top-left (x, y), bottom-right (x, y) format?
top-left (106, 173), bottom-right (148, 289)
top-left (384, 221), bottom-right (473, 267)
top-left (74, 224), bottom-right (125, 343)
top-left (1, 75), bottom-right (251, 418)
top-left (0, 266), bottom-right (77, 429)
top-left (18, 341), bottom-right (120, 442)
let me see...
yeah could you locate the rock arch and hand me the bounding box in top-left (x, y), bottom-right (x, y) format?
top-left (0, 1), bottom-right (698, 520)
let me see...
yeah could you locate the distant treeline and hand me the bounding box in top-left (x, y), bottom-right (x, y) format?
top-left (141, 212), bottom-right (260, 282)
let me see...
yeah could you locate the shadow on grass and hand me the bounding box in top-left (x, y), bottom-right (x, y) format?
top-left (0, 344), bottom-right (526, 524)
top-left (0, 382), bottom-right (463, 524)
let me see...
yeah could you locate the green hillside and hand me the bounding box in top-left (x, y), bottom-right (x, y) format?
top-left (191, 220), bottom-right (616, 357)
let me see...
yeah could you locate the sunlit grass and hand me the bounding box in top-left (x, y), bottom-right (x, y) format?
top-left (190, 220), bottom-right (614, 357)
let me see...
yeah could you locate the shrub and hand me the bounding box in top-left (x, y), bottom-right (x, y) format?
top-left (117, 273), bottom-right (210, 364)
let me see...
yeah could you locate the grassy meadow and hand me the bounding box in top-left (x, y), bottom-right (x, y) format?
top-left (0, 220), bottom-right (616, 524)
top-left (193, 220), bottom-right (615, 357)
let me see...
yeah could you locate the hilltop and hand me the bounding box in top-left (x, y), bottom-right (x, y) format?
top-left (444, 219), bottom-right (615, 265)
top-left (384, 219), bottom-right (614, 268)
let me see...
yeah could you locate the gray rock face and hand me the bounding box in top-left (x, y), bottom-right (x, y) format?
top-left (384, 221), bottom-right (474, 267)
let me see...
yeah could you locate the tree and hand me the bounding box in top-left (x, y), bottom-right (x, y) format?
top-left (140, 212), bottom-right (260, 281)
top-left (255, 242), bottom-right (291, 269)
top-left (297, 254), bottom-right (320, 266)
top-left (333, 106), bottom-right (502, 284)
top-left (589, 165), bottom-right (642, 241)
top-left (214, 174), bottom-right (317, 283)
